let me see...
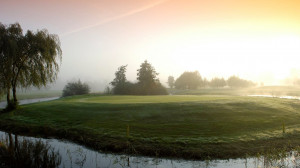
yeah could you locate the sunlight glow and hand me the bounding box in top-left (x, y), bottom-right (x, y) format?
top-left (4, 0), bottom-right (300, 88)
top-left (136, 32), bottom-right (300, 85)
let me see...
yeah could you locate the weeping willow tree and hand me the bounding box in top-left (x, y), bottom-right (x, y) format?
top-left (0, 22), bottom-right (62, 110)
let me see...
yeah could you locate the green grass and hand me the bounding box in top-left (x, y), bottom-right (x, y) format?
top-left (1, 94), bottom-right (300, 159)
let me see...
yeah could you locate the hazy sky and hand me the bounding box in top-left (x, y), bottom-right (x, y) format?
top-left (1, 0), bottom-right (300, 89)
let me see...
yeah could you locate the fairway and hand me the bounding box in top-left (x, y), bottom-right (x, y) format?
top-left (67, 95), bottom-right (230, 104)
top-left (2, 94), bottom-right (300, 159)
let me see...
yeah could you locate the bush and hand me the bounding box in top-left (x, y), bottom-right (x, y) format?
top-left (62, 80), bottom-right (90, 97)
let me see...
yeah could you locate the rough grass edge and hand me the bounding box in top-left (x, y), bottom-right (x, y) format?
top-left (1, 121), bottom-right (300, 161)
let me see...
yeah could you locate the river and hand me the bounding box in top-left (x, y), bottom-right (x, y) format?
top-left (1, 131), bottom-right (300, 168)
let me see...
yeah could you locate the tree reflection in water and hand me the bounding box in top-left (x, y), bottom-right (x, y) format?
top-left (2, 130), bottom-right (300, 168)
top-left (0, 133), bottom-right (61, 168)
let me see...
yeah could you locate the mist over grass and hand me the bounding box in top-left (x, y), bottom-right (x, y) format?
top-left (170, 86), bottom-right (300, 97)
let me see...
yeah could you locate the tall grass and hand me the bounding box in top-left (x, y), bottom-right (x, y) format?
top-left (0, 134), bottom-right (61, 168)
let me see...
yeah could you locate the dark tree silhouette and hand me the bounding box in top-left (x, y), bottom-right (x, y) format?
top-left (110, 65), bottom-right (130, 94)
top-left (110, 65), bottom-right (127, 86)
top-left (136, 60), bottom-right (167, 95)
top-left (0, 22), bottom-right (62, 110)
top-left (110, 61), bottom-right (167, 95)
top-left (137, 60), bottom-right (158, 87)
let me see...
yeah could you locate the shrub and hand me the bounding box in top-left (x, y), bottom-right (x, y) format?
top-left (62, 80), bottom-right (90, 97)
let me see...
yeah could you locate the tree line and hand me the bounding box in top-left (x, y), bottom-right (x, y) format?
top-left (0, 22), bottom-right (257, 108)
top-left (62, 66), bottom-right (256, 97)
top-left (61, 60), bottom-right (167, 96)
top-left (168, 71), bottom-right (256, 89)
top-left (110, 60), bottom-right (167, 95)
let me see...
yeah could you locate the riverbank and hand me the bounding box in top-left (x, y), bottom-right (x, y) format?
top-left (1, 95), bottom-right (300, 160)
top-left (2, 130), bottom-right (296, 168)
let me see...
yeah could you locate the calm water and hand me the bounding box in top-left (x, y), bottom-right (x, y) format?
top-left (1, 131), bottom-right (300, 168)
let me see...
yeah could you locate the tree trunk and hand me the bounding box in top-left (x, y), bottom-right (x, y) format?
top-left (6, 88), bottom-right (11, 104)
top-left (13, 86), bottom-right (17, 103)
top-left (8, 133), bottom-right (13, 153)
top-left (15, 135), bottom-right (19, 153)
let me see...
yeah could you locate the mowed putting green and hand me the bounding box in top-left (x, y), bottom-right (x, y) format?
top-left (2, 95), bottom-right (300, 159)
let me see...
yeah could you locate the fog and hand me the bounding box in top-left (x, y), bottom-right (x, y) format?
top-left (1, 0), bottom-right (300, 92)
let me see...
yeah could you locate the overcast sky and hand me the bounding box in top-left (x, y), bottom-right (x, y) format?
top-left (1, 0), bottom-right (300, 90)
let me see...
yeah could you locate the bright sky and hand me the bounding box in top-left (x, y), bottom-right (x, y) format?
top-left (1, 0), bottom-right (300, 89)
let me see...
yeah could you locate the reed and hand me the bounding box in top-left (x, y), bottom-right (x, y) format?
top-left (0, 134), bottom-right (61, 168)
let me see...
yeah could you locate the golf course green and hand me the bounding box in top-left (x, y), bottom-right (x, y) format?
top-left (1, 94), bottom-right (300, 159)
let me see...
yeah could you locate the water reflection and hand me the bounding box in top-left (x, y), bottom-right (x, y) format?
top-left (1, 131), bottom-right (300, 168)
top-left (0, 133), bottom-right (61, 168)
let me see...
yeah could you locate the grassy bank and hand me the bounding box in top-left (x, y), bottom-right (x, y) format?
top-left (1, 95), bottom-right (300, 160)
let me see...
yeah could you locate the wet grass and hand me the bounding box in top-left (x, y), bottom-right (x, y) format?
top-left (1, 95), bottom-right (300, 160)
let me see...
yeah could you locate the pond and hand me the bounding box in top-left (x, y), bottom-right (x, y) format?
top-left (1, 131), bottom-right (300, 168)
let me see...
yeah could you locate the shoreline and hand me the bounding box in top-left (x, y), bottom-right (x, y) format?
top-left (1, 94), bottom-right (300, 160)
top-left (1, 121), bottom-right (300, 161)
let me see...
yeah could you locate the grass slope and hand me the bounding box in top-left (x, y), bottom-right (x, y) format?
top-left (1, 95), bottom-right (300, 159)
